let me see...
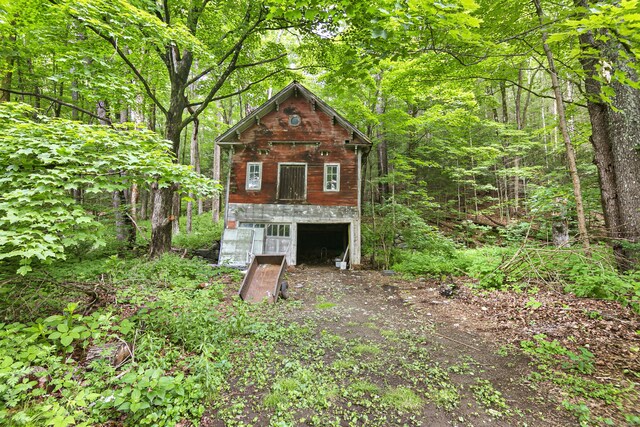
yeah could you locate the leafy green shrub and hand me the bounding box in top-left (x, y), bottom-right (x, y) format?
top-left (391, 250), bottom-right (466, 277)
top-left (0, 249), bottom-right (253, 426)
top-left (458, 243), bottom-right (640, 308)
top-left (363, 202), bottom-right (458, 269)
top-left (0, 304), bottom-right (128, 426)
top-left (105, 253), bottom-right (219, 290)
top-left (0, 102), bottom-right (216, 274)
top-left (498, 222), bottom-right (532, 243)
top-left (460, 246), bottom-right (514, 288)
top-left (173, 213), bottom-right (223, 250)
top-left (564, 264), bottom-right (640, 310)
top-left (134, 287), bottom-right (246, 353)
top-left (93, 368), bottom-right (204, 426)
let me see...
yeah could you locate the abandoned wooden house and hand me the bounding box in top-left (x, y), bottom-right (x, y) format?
top-left (216, 81), bottom-right (371, 268)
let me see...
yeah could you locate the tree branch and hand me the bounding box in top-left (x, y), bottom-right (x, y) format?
top-left (211, 67), bottom-right (310, 102)
top-left (178, 48), bottom-right (242, 132)
top-left (236, 52), bottom-right (287, 69)
top-left (3, 89), bottom-right (116, 126)
top-left (416, 75), bottom-right (588, 108)
top-left (495, 17), bottom-right (571, 44)
top-left (216, 6), bottom-right (267, 67)
top-left (80, 24), bottom-right (168, 116)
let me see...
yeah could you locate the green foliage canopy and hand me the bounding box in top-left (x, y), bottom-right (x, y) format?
top-left (0, 103), bottom-right (218, 273)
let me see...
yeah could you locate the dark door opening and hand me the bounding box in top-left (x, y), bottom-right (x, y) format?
top-left (296, 223), bottom-right (349, 265)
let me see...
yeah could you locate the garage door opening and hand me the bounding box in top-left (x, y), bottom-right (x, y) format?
top-left (297, 223), bottom-right (349, 265)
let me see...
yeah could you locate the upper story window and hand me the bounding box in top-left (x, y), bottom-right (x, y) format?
top-left (324, 163), bottom-right (340, 192)
top-left (246, 162), bottom-right (262, 191)
top-left (278, 163), bottom-right (306, 201)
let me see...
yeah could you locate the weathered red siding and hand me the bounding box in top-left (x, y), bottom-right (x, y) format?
top-left (228, 96), bottom-right (361, 207)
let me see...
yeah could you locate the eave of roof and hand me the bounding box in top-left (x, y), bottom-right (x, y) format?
top-left (216, 81), bottom-right (372, 146)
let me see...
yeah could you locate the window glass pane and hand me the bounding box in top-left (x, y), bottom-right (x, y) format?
top-left (264, 224), bottom-right (291, 237)
top-left (246, 163), bottom-right (261, 190)
top-left (325, 165), bottom-right (339, 191)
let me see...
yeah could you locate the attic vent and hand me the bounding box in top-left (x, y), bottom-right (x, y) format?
top-left (344, 140), bottom-right (350, 144)
top-left (320, 151), bottom-right (330, 156)
top-left (289, 114), bottom-right (301, 126)
top-left (259, 149), bottom-right (270, 155)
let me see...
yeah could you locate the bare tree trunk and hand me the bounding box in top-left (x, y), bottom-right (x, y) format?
top-left (212, 143), bottom-right (221, 222)
top-left (374, 74), bottom-right (389, 202)
top-left (139, 188), bottom-right (148, 220)
top-left (97, 101), bottom-right (109, 125)
top-left (172, 191), bottom-right (181, 236)
top-left (0, 69), bottom-right (12, 102)
top-left (534, 0), bottom-right (591, 254)
top-left (500, 81), bottom-right (516, 218)
top-left (112, 191), bottom-right (125, 241)
top-left (514, 70), bottom-right (524, 217)
top-left (552, 197), bottom-right (570, 247)
top-left (0, 32), bottom-right (15, 103)
top-left (574, 0), bottom-right (640, 269)
top-left (186, 117), bottom-right (200, 233)
top-left (131, 184), bottom-right (139, 221)
top-left (150, 184), bottom-right (177, 257)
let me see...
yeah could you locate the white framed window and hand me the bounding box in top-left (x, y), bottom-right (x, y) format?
top-left (266, 224), bottom-right (290, 237)
top-left (239, 223), bottom-right (266, 229)
top-left (246, 162), bottom-right (262, 191)
top-left (240, 222), bottom-right (290, 237)
top-left (324, 163), bottom-right (340, 192)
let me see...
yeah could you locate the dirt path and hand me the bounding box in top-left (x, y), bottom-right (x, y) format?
top-left (207, 267), bottom-right (577, 426)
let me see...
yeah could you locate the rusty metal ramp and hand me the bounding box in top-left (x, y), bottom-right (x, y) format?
top-left (238, 255), bottom-right (287, 303)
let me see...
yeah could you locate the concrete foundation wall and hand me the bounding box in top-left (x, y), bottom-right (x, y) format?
top-left (227, 203), bottom-right (361, 266)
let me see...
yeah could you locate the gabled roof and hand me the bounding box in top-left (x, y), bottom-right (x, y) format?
top-left (216, 81), bottom-right (372, 146)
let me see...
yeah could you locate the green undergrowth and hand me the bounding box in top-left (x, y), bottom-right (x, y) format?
top-left (172, 213), bottom-right (223, 250)
top-left (364, 203), bottom-right (639, 311)
top-left (391, 241), bottom-right (640, 312)
top-left (134, 212), bottom-right (223, 250)
top-left (520, 334), bottom-right (638, 426)
top-left (0, 251), bottom-right (249, 426)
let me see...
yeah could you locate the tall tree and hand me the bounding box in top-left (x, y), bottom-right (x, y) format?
top-left (571, 0), bottom-right (640, 269)
top-left (62, 0), bottom-right (326, 256)
top-left (533, 0), bottom-right (591, 253)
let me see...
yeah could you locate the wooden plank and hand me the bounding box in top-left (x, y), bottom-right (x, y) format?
top-left (238, 257), bottom-right (258, 300)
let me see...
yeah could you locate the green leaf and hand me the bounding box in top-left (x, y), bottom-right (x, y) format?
top-left (59, 335), bottom-right (73, 346)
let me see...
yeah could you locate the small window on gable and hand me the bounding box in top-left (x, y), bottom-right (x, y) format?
top-left (246, 162), bottom-right (262, 191)
top-left (289, 114), bottom-right (301, 126)
top-left (324, 164), bottom-right (340, 192)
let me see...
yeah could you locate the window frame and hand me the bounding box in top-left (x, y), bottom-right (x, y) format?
top-left (277, 162), bottom-right (307, 201)
top-left (323, 163), bottom-right (340, 192)
top-left (266, 224), bottom-right (290, 237)
top-left (245, 162), bottom-right (262, 191)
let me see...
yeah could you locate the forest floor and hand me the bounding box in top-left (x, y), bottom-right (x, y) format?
top-left (203, 266), bottom-right (640, 426)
